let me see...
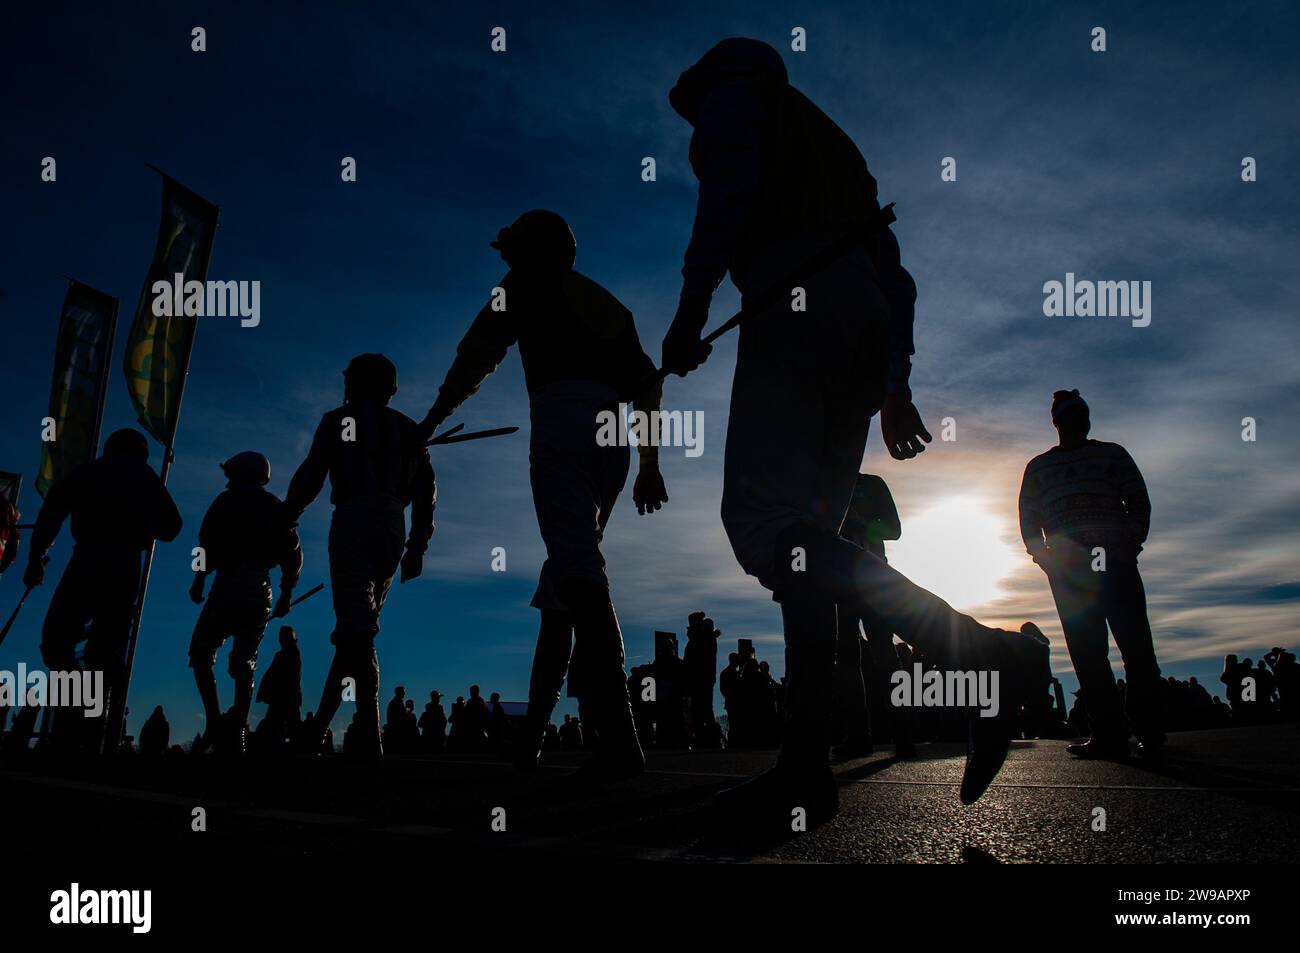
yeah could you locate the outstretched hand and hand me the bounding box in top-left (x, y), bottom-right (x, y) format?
top-left (880, 394), bottom-right (933, 460)
top-left (633, 464), bottom-right (669, 515)
top-left (189, 575), bottom-right (206, 605)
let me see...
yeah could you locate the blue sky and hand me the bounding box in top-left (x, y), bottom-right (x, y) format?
top-left (2, 1), bottom-right (1297, 739)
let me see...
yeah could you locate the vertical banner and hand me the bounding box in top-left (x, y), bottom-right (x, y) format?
top-left (122, 174), bottom-right (219, 447)
top-left (113, 171), bottom-right (219, 753)
top-left (36, 282), bottom-right (119, 497)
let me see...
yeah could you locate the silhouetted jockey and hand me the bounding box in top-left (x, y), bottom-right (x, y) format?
top-left (138, 705), bottom-right (169, 756)
top-left (285, 354), bottom-right (436, 758)
top-left (1019, 389), bottom-right (1164, 761)
top-left (834, 474), bottom-right (913, 759)
top-left (188, 451), bottom-right (302, 755)
top-left (660, 39), bottom-right (1045, 816)
top-left (256, 625), bottom-right (303, 746)
top-left (660, 38), bottom-right (1046, 822)
top-left (418, 691), bottom-right (447, 751)
top-left (23, 429), bottom-right (182, 753)
top-left (417, 210), bottom-right (669, 783)
top-left (0, 491), bottom-right (19, 577)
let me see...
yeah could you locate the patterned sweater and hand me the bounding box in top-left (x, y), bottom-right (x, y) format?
top-left (1018, 440), bottom-right (1151, 558)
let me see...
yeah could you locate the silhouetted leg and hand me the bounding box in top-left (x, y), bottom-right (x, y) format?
top-left (228, 607), bottom-right (269, 729)
top-left (833, 607), bottom-right (872, 750)
top-left (40, 567), bottom-right (92, 754)
top-left (84, 564), bottom-right (136, 756)
top-left (193, 665), bottom-right (221, 735)
top-left (324, 507), bottom-right (404, 757)
top-left (313, 651), bottom-right (349, 738)
top-left (563, 576), bottom-right (643, 780)
top-left (517, 608), bottom-right (573, 770)
top-left (1104, 561), bottom-right (1164, 747)
top-left (1048, 568), bottom-right (1125, 740)
top-left (780, 594), bottom-right (838, 768)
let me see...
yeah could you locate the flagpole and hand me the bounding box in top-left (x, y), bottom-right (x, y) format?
top-left (109, 165), bottom-right (218, 753)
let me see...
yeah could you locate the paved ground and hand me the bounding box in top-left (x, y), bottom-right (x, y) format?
top-left (2, 724), bottom-right (1297, 864)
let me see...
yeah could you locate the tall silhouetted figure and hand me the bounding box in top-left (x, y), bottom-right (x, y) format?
top-left (835, 474), bottom-right (913, 759)
top-left (660, 37), bottom-right (1045, 822)
top-left (188, 451), bottom-right (302, 755)
top-left (285, 354), bottom-right (436, 758)
top-left (417, 210), bottom-right (669, 783)
top-left (256, 625), bottom-right (303, 749)
top-left (1019, 389), bottom-right (1164, 761)
top-left (23, 429), bottom-right (182, 754)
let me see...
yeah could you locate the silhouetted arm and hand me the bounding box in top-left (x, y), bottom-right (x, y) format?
top-left (151, 475), bottom-right (184, 543)
top-left (284, 416), bottom-right (334, 520)
top-left (1018, 466), bottom-right (1048, 560)
top-left (680, 79), bottom-right (767, 308)
top-left (1114, 448), bottom-right (1151, 547)
top-left (28, 471), bottom-right (76, 564)
top-left (868, 227), bottom-right (918, 397)
top-left (406, 453), bottom-right (435, 554)
top-left (279, 524), bottom-right (303, 592)
top-left (424, 279), bottom-right (518, 428)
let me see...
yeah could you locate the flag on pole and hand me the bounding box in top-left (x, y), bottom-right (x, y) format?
top-left (122, 174), bottom-right (219, 447)
top-left (36, 282), bottom-right (118, 497)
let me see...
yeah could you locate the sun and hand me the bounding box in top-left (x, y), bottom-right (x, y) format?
top-left (884, 496), bottom-right (1022, 611)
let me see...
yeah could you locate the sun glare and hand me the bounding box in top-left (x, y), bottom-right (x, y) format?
top-left (884, 496), bottom-right (1022, 611)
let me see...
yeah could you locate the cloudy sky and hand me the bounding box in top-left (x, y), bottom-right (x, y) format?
top-left (2, 0), bottom-right (1297, 738)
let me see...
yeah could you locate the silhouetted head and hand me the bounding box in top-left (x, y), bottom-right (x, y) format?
top-left (103, 429), bottom-right (150, 464)
top-left (1051, 389), bottom-right (1091, 442)
top-left (405, 699), bottom-right (414, 711)
top-left (279, 625), bottom-right (296, 648)
top-left (221, 450), bottom-right (271, 487)
top-left (491, 210), bottom-right (576, 275)
top-left (670, 38), bottom-right (787, 125)
top-left (343, 353), bottom-right (398, 404)
top-left (430, 690), bottom-right (441, 702)
top-left (394, 686), bottom-right (405, 699)
top-left (490, 692), bottom-right (501, 703)
top-left (469, 684), bottom-right (481, 698)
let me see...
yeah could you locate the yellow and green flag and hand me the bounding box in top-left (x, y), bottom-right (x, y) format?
top-left (122, 175), bottom-right (219, 447)
top-left (36, 282), bottom-right (118, 497)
